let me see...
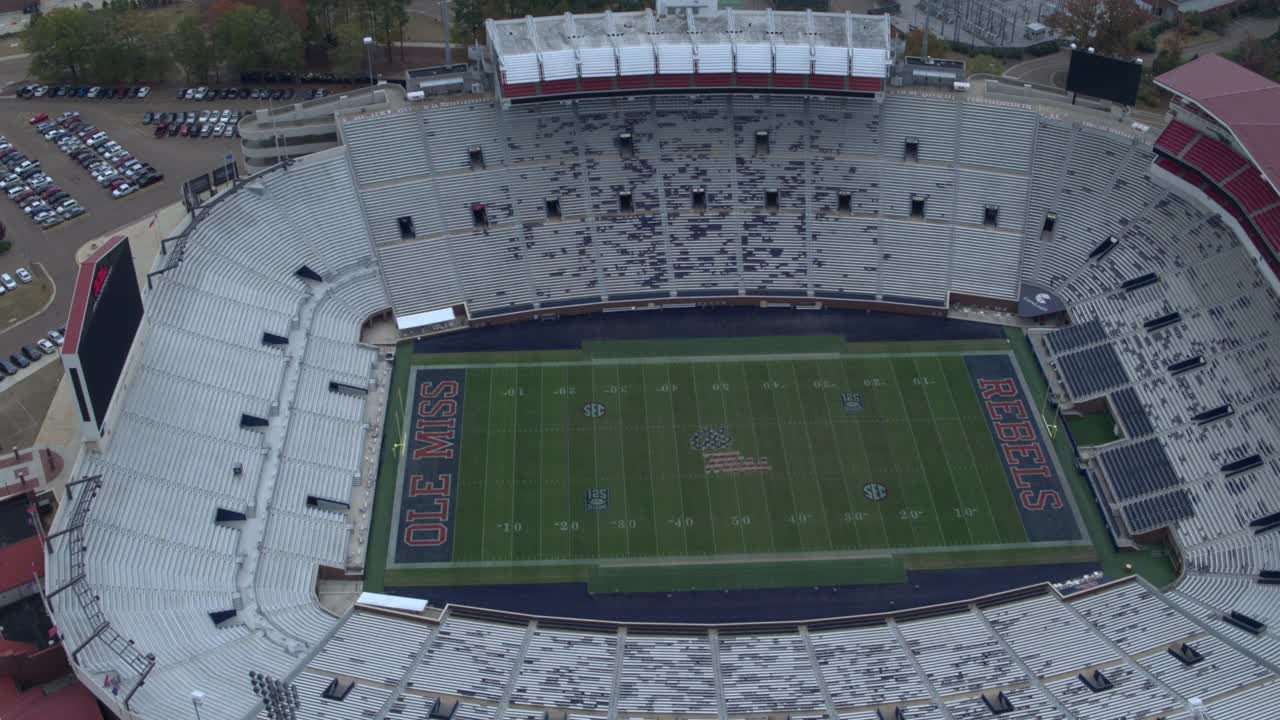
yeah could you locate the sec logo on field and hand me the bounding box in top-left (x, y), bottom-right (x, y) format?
top-left (863, 482), bottom-right (888, 502)
top-left (583, 402), bottom-right (607, 418)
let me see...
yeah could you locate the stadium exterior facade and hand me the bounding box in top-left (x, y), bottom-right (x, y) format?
top-left (41, 9), bottom-right (1280, 720)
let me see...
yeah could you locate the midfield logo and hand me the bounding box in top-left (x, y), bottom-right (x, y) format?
top-left (841, 391), bottom-right (865, 414)
top-left (689, 424), bottom-right (734, 451)
top-left (702, 450), bottom-right (772, 474)
top-left (584, 488), bottom-right (610, 512)
top-left (583, 401), bottom-right (607, 418)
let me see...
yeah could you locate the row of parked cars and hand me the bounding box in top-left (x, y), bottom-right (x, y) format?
top-left (31, 111), bottom-right (163, 199)
top-left (145, 110), bottom-right (242, 139)
top-left (178, 86), bottom-right (331, 101)
top-left (1, 126), bottom-right (81, 229)
top-left (18, 85), bottom-right (151, 100)
top-left (2, 325), bottom-right (65, 381)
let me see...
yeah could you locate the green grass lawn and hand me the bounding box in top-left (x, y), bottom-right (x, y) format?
top-left (367, 335), bottom-right (1095, 591)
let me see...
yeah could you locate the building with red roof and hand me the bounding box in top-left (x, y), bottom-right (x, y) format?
top-left (1151, 54), bottom-right (1280, 277)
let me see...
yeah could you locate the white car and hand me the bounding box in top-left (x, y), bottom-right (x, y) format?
top-left (137, 86), bottom-right (150, 98)
top-left (5, 185), bottom-right (27, 199)
top-left (36, 339), bottom-right (55, 355)
top-left (15, 267), bottom-right (31, 283)
top-left (48, 329), bottom-right (63, 346)
top-left (0, 273), bottom-right (15, 290)
top-left (0, 175), bottom-right (21, 189)
top-left (111, 183), bottom-right (135, 198)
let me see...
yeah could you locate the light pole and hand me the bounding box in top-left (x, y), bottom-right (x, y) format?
top-left (191, 690), bottom-right (205, 720)
top-left (363, 36), bottom-right (375, 87)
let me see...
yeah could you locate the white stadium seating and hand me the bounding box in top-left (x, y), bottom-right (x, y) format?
top-left (41, 15), bottom-right (1280, 717)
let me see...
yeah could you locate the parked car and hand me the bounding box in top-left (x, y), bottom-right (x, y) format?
top-left (137, 86), bottom-right (150, 98)
top-left (0, 273), bottom-right (15, 290)
top-left (15, 267), bottom-right (31, 284)
top-left (143, 112), bottom-right (154, 125)
top-left (27, 112), bottom-right (48, 125)
top-left (111, 183), bottom-right (134, 198)
top-left (21, 344), bottom-right (41, 362)
top-left (48, 329), bottom-right (63, 346)
top-left (36, 339), bottom-right (55, 355)
top-left (10, 353), bottom-right (28, 369)
top-left (0, 359), bottom-right (16, 376)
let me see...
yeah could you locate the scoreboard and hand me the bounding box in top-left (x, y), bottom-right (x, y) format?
top-left (62, 235), bottom-right (145, 442)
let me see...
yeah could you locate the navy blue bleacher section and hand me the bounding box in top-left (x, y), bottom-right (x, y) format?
top-left (1121, 489), bottom-right (1195, 532)
top-left (1111, 388), bottom-right (1153, 438)
top-left (1098, 438), bottom-right (1180, 499)
top-left (1057, 343), bottom-right (1128, 399)
top-left (1045, 320), bottom-right (1106, 354)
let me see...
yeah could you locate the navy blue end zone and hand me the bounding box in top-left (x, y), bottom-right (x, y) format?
top-left (393, 368), bottom-right (465, 564)
top-left (965, 354), bottom-right (1081, 542)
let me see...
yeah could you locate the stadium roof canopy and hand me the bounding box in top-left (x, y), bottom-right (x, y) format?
top-left (1155, 54), bottom-right (1280, 189)
top-left (486, 9), bottom-right (892, 86)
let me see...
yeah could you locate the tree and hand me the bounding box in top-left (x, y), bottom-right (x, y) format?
top-left (23, 7), bottom-right (102, 81)
top-left (114, 10), bottom-right (173, 82)
top-left (330, 18), bottom-right (368, 80)
top-left (213, 4), bottom-right (303, 74)
top-left (966, 54), bottom-right (1003, 76)
top-left (1152, 29), bottom-right (1186, 75)
top-left (452, 0), bottom-right (486, 46)
top-left (903, 28), bottom-right (947, 58)
top-left (1045, 0), bottom-right (1148, 54)
top-left (173, 16), bottom-right (212, 83)
top-left (1233, 34), bottom-right (1279, 79)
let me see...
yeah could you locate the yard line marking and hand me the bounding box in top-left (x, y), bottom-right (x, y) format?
top-left (590, 364), bottom-right (602, 557)
top-left (764, 362), bottom-right (811, 550)
top-left (712, 363), bottom-right (748, 551)
top-left (814, 359), bottom-right (863, 549)
top-left (734, 361), bottom-right (777, 553)
top-left (537, 365), bottom-right (545, 561)
top-left (479, 369), bottom-right (496, 561)
top-left (560, 366), bottom-right (575, 561)
top-left (613, 364), bottom-right (631, 556)
top-left (509, 367), bottom-right (521, 560)
top-left (909, 356), bottom-right (976, 547)
top-left (932, 357), bottom-right (1001, 541)
top-left (881, 357), bottom-right (949, 545)
top-left (663, 364), bottom-right (690, 556)
top-left (639, 365), bottom-right (665, 556)
top-left (835, 359), bottom-right (893, 547)
top-left (689, 362), bottom-right (721, 556)
top-left (787, 360), bottom-right (835, 551)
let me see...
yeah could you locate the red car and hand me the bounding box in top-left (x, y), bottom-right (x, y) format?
top-left (179, 124), bottom-right (190, 137)
top-left (27, 112), bottom-right (48, 125)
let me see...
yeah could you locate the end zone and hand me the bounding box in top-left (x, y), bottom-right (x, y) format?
top-left (388, 367), bottom-right (465, 564)
top-left (964, 354), bottom-right (1082, 542)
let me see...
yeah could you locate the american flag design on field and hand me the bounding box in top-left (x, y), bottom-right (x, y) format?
top-left (702, 450), bottom-right (772, 474)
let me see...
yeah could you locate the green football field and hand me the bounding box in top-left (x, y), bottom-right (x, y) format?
top-left (371, 335), bottom-right (1092, 591)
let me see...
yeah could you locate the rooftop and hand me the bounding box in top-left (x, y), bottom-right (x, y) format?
top-left (1155, 53), bottom-right (1280, 190)
top-left (488, 9), bottom-right (890, 57)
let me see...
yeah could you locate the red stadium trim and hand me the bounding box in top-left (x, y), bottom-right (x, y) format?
top-left (501, 82), bottom-right (537, 98)
top-left (849, 76), bottom-right (883, 92)
top-left (694, 73), bottom-right (732, 87)
top-left (579, 77), bottom-right (614, 92)
top-left (736, 73), bottom-right (771, 88)
top-left (63, 234), bottom-right (128, 356)
top-left (617, 75), bottom-right (651, 90)
top-left (654, 73), bottom-right (693, 88)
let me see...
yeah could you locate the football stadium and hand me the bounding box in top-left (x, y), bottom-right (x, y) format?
top-left (40, 9), bottom-right (1280, 720)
